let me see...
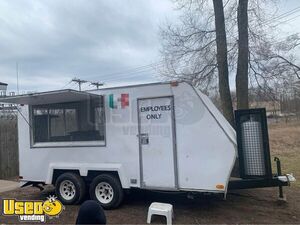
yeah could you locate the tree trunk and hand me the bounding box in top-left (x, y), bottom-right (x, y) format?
top-left (236, 0), bottom-right (249, 109)
top-left (212, 0), bottom-right (234, 125)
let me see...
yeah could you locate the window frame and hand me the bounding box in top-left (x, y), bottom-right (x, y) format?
top-left (29, 98), bottom-right (106, 148)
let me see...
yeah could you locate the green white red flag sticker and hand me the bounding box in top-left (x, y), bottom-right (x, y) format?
top-left (109, 94), bottom-right (129, 109)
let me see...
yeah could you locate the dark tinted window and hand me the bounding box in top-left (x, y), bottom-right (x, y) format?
top-left (32, 97), bottom-right (105, 143)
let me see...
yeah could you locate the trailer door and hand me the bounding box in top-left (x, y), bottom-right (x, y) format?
top-left (138, 96), bottom-right (178, 189)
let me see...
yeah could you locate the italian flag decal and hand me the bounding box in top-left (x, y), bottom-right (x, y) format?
top-left (109, 93), bottom-right (129, 109)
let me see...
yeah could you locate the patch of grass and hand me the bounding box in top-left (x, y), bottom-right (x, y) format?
top-left (269, 121), bottom-right (300, 188)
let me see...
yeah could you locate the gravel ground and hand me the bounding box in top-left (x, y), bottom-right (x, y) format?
top-left (0, 184), bottom-right (299, 224)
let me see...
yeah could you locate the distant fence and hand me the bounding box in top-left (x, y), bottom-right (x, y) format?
top-left (0, 114), bottom-right (19, 179)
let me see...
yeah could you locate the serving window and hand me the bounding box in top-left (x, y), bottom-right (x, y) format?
top-left (31, 97), bottom-right (105, 145)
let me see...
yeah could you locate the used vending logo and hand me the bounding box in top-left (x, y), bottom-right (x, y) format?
top-left (2, 196), bottom-right (64, 222)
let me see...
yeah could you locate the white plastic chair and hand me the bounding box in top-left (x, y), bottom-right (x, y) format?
top-left (147, 202), bottom-right (174, 225)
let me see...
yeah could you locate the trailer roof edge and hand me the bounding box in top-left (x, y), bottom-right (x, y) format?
top-left (0, 89), bottom-right (100, 105)
top-left (88, 81), bottom-right (182, 92)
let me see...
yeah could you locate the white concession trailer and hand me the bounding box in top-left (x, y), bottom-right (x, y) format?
top-left (0, 81), bottom-right (294, 208)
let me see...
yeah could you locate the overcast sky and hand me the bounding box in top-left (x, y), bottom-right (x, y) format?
top-left (0, 0), bottom-right (176, 92)
top-left (0, 0), bottom-right (299, 93)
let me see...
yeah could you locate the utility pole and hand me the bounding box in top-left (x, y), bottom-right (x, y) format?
top-left (90, 81), bottom-right (104, 89)
top-left (71, 78), bottom-right (87, 91)
top-left (16, 62), bottom-right (19, 95)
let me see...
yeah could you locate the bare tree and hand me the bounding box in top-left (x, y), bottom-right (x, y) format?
top-left (160, 0), bottom-right (234, 124)
top-left (160, 1), bottom-right (218, 90)
top-left (212, 0), bottom-right (234, 124)
top-left (236, 0), bottom-right (249, 109)
top-left (248, 33), bottom-right (300, 98)
top-left (160, 0), bottom-right (300, 117)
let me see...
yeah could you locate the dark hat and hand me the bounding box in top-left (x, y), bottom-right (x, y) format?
top-left (76, 200), bottom-right (107, 225)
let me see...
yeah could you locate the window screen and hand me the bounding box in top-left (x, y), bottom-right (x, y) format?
top-left (31, 97), bottom-right (105, 143)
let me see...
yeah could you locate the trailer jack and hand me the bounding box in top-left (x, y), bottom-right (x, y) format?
top-left (21, 181), bottom-right (45, 191)
top-left (273, 157), bottom-right (297, 202)
top-left (274, 157), bottom-right (284, 201)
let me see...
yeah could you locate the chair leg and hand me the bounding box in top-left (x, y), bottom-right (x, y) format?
top-left (147, 212), bottom-right (152, 224)
top-left (166, 212), bottom-right (172, 225)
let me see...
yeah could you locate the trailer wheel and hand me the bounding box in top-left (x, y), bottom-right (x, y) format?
top-left (89, 174), bottom-right (124, 209)
top-left (55, 173), bottom-right (86, 205)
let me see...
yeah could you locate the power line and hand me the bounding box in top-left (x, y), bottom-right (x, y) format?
top-left (86, 63), bottom-right (164, 83)
top-left (261, 6), bottom-right (300, 26)
top-left (59, 61), bottom-right (163, 90)
top-left (101, 73), bottom-right (155, 82)
top-left (84, 61), bottom-right (164, 79)
top-left (59, 61), bottom-right (209, 89)
top-left (266, 6), bottom-right (300, 23)
top-left (97, 61), bottom-right (163, 77)
top-left (99, 63), bottom-right (203, 82)
top-left (80, 82), bottom-right (92, 91)
top-left (95, 67), bottom-right (164, 82)
top-left (102, 67), bottom-right (161, 79)
top-left (99, 66), bottom-right (160, 79)
top-left (61, 80), bottom-right (73, 89)
top-left (66, 82), bottom-right (79, 90)
top-left (63, 79), bottom-right (105, 91)
top-left (273, 13), bottom-right (300, 26)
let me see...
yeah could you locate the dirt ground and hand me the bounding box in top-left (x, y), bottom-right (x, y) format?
top-left (0, 121), bottom-right (300, 224)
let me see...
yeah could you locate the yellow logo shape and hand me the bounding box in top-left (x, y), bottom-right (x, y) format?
top-left (42, 196), bottom-right (64, 217)
top-left (2, 196), bottom-right (64, 222)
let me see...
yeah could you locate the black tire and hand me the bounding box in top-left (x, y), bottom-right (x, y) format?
top-left (55, 172), bottom-right (86, 205)
top-left (89, 174), bottom-right (124, 209)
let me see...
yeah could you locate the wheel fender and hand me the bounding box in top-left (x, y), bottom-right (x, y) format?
top-left (46, 163), bottom-right (130, 188)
